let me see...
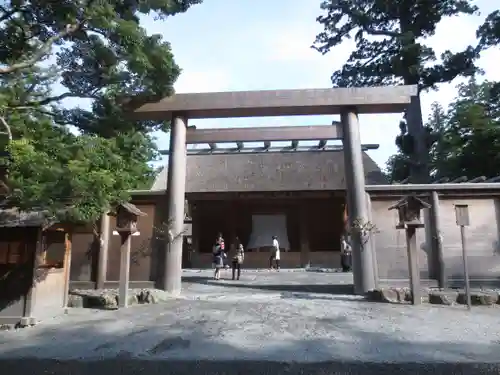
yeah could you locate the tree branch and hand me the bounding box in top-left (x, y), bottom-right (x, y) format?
top-left (0, 117), bottom-right (13, 141)
top-left (0, 23), bottom-right (84, 75)
top-left (23, 92), bottom-right (98, 107)
top-left (0, 6), bottom-right (22, 23)
top-left (340, 5), bottom-right (402, 38)
top-left (9, 107), bottom-right (76, 127)
top-left (363, 28), bottom-right (401, 38)
top-left (12, 91), bottom-right (100, 109)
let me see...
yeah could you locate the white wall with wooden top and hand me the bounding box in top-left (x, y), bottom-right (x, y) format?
top-left (371, 195), bottom-right (500, 284)
top-left (370, 199), bottom-right (430, 280)
top-left (439, 198), bottom-right (500, 280)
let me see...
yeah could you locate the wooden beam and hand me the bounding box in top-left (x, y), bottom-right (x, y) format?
top-left (432, 177), bottom-right (449, 184)
top-left (450, 176), bottom-right (468, 183)
top-left (468, 176), bottom-right (486, 183)
top-left (184, 144), bottom-right (379, 156)
top-left (130, 85), bottom-right (418, 120)
top-left (186, 125), bottom-right (342, 144)
top-left (159, 143), bottom-right (379, 155)
top-left (366, 183), bottom-right (500, 192)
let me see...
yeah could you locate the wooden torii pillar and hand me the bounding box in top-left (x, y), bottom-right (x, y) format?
top-left (342, 202), bottom-right (349, 234)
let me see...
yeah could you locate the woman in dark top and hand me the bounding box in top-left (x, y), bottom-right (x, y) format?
top-left (213, 234), bottom-right (226, 280)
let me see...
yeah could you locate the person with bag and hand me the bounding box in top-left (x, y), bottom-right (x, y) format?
top-left (269, 235), bottom-right (281, 270)
top-left (231, 240), bottom-right (245, 280)
top-left (212, 234), bottom-right (226, 280)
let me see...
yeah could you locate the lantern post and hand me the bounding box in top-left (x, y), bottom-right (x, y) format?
top-left (454, 204), bottom-right (471, 310)
top-left (111, 203), bottom-right (146, 308)
top-left (389, 195), bottom-right (431, 305)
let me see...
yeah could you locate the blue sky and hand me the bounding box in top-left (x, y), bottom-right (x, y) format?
top-left (65, 0), bottom-right (500, 169)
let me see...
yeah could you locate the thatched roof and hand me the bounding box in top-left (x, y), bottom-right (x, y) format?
top-left (0, 208), bottom-right (56, 228)
top-left (151, 151), bottom-right (387, 193)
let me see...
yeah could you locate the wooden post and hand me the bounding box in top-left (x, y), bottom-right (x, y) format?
top-left (193, 206), bottom-right (200, 254)
top-left (22, 228), bottom-right (44, 326)
top-left (429, 191), bottom-right (445, 288)
top-left (389, 195), bottom-right (429, 306)
top-left (163, 115), bottom-right (188, 295)
top-left (455, 204), bottom-right (471, 310)
top-left (227, 200), bottom-right (236, 247)
top-left (96, 212), bottom-right (110, 289)
top-left (365, 193), bottom-right (379, 288)
top-left (62, 231), bottom-right (72, 309)
top-left (191, 202), bottom-right (200, 268)
top-left (406, 226), bottom-right (421, 305)
top-left (459, 225), bottom-right (471, 309)
top-left (299, 204), bottom-right (310, 268)
top-left (118, 232), bottom-right (132, 308)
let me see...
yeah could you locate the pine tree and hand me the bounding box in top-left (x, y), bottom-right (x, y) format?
top-left (314, 0), bottom-right (481, 182)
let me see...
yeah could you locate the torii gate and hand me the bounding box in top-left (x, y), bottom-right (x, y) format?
top-left (127, 85), bottom-right (418, 295)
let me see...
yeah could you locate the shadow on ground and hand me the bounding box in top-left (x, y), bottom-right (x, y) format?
top-left (182, 275), bottom-right (355, 294)
top-left (0, 358), bottom-right (498, 375)
top-left (0, 301), bottom-right (499, 374)
top-left (1, 271), bottom-right (499, 374)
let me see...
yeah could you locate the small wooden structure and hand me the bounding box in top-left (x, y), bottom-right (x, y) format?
top-left (114, 202), bottom-right (145, 233)
top-left (0, 208), bottom-right (72, 326)
top-left (389, 195), bottom-right (430, 229)
top-left (109, 203), bottom-right (146, 308)
top-left (389, 195), bottom-right (430, 305)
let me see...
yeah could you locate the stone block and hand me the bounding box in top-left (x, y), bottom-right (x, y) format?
top-left (366, 288), bottom-right (406, 303)
top-left (68, 288), bottom-right (170, 309)
top-left (428, 290), bottom-right (458, 305)
top-left (457, 291), bottom-right (498, 306)
top-left (67, 294), bottom-right (84, 308)
top-left (366, 287), bottom-right (429, 304)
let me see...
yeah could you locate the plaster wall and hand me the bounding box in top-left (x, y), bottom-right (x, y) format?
top-left (371, 196), bottom-right (500, 284)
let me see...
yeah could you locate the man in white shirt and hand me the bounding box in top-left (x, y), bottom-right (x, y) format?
top-left (270, 235), bottom-right (280, 270)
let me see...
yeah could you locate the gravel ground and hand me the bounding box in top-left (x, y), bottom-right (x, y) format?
top-left (0, 270), bottom-right (499, 374)
top-left (1, 359), bottom-right (499, 375)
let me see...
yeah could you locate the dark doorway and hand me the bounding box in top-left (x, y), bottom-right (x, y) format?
top-left (0, 228), bottom-right (37, 318)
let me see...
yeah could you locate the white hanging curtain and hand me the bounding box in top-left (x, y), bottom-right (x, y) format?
top-left (246, 214), bottom-right (290, 251)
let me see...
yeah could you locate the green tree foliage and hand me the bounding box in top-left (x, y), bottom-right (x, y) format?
top-left (313, 0), bottom-right (482, 182)
top-left (477, 10), bottom-right (500, 50)
top-left (0, 0), bottom-right (201, 223)
top-left (313, 0), bottom-right (479, 89)
top-left (386, 78), bottom-right (500, 181)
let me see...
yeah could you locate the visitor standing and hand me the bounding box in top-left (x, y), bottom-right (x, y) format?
top-left (232, 242), bottom-right (245, 280)
top-left (213, 234), bottom-right (226, 280)
top-left (340, 234), bottom-right (352, 272)
top-left (269, 235), bottom-right (281, 270)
